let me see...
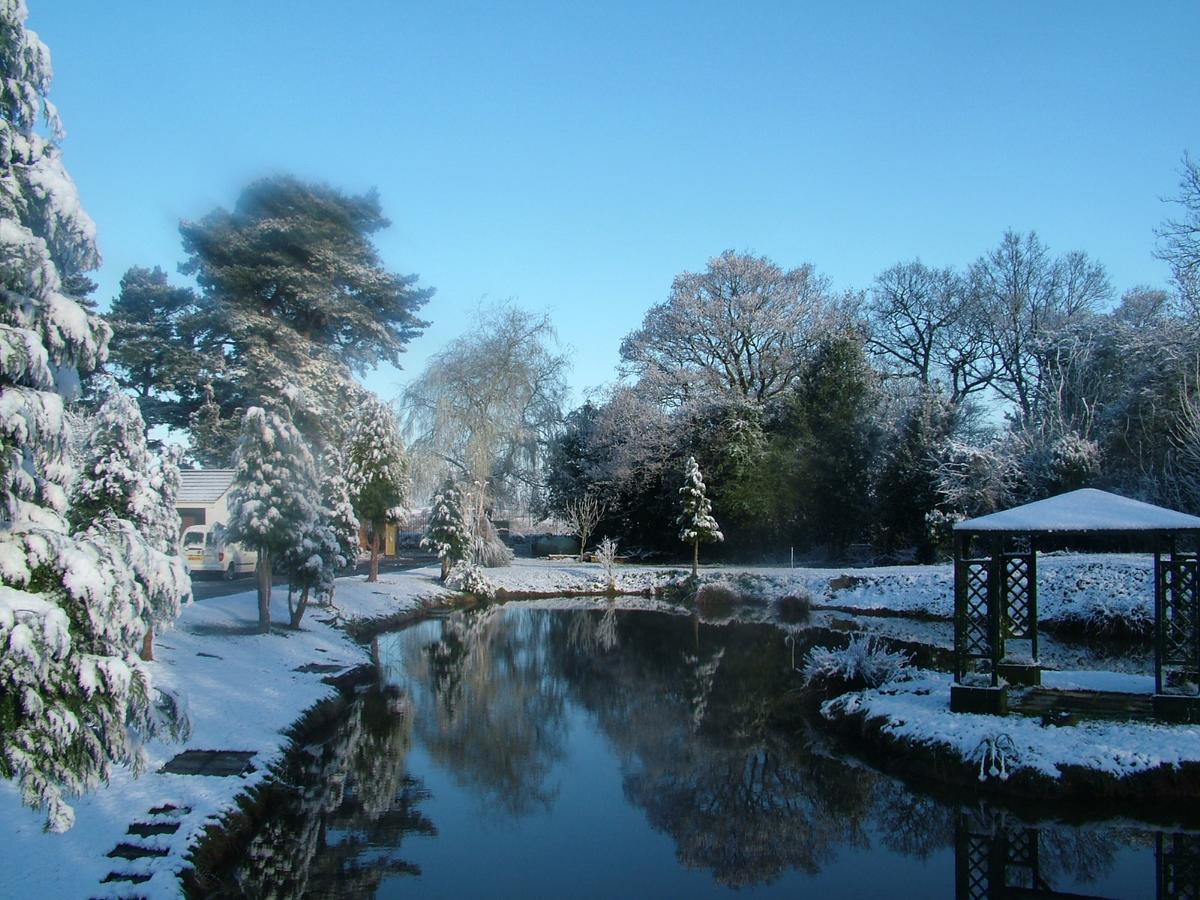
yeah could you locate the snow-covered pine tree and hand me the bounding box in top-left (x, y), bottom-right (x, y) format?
top-left (278, 450), bottom-right (360, 628)
top-left (422, 478), bottom-right (468, 580)
top-left (69, 391), bottom-right (190, 660)
top-left (344, 398), bottom-right (411, 582)
top-left (0, 2), bottom-right (156, 831)
top-left (280, 513), bottom-right (339, 630)
top-left (226, 405), bottom-right (320, 632)
top-left (319, 447), bottom-right (360, 594)
top-left (677, 456), bottom-right (723, 577)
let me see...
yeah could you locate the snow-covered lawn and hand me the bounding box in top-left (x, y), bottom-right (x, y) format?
top-left (0, 571), bottom-right (446, 900)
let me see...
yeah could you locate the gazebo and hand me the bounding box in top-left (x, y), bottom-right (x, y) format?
top-left (951, 489), bottom-right (1200, 720)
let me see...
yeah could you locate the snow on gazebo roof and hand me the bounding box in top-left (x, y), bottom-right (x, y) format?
top-left (953, 488), bottom-right (1200, 534)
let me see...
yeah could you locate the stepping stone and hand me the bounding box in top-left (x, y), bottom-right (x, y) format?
top-left (147, 803), bottom-right (191, 816)
top-left (101, 871), bottom-right (152, 884)
top-left (107, 842), bottom-right (169, 860)
top-left (159, 750), bottom-right (256, 777)
top-left (293, 662), bottom-right (345, 674)
top-left (127, 821), bottom-right (181, 837)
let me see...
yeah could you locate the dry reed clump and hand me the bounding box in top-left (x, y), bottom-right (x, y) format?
top-left (694, 581), bottom-right (739, 613)
top-left (774, 592), bottom-right (812, 623)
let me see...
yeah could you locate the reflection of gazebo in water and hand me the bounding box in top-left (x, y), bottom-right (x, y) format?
top-left (951, 489), bottom-right (1200, 721)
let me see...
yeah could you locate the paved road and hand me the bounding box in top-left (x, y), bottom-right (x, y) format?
top-left (188, 555), bottom-right (436, 601)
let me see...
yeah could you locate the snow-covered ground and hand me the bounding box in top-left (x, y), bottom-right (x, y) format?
top-left (483, 554), bottom-right (1155, 634)
top-left (823, 670), bottom-right (1200, 783)
top-left (0, 554), bottom-right (1171, 897)
top-left (0, 571), bottom-right (446, 900)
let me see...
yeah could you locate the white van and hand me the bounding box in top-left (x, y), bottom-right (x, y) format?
top-left (182, 524), bottom-right (258, 579)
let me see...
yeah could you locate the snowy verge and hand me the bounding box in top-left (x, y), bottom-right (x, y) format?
top-left (0, 571), bottom-right (435, 900)
top-left (821, 670), bottom-right (1200, 800)
top-left (476, 554), bottom-right (1156, 637)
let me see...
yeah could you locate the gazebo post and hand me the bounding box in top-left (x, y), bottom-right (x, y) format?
top-left (951, 529), bottom-right (1009, 715)
top-left (1154, 533), bottom-right (1200, 722)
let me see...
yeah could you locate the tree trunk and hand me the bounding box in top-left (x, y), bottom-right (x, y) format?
top-left (368, 527), bottom-right (381, 583)
top-left (140, 627), bottom-right (154, 662)
top-left (440, 557), bottom-right (451, 581)
top-left (289, 586), bottom-right (309, 630)
top-left (257, 548), bottom-right (273, 634)
top-left (577, 526), bottom-right (588, 562)
top-left (692, 540), bottom-right (699, 577)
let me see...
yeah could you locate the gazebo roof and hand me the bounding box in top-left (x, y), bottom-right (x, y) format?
top-left (953, 488), bottom-right (1200, 535)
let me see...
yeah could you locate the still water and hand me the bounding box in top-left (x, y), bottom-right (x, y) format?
top-left (220, 606), bottom-right (1193, 898)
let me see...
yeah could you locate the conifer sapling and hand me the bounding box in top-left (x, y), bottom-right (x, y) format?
top-left (677, 456), bottom-right (723, 577)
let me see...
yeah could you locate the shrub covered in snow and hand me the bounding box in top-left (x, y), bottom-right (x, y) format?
top-left (595, 536), bottom-right (619, 592)
top-left (446, 561), bottom-right (495, 599)
top-left (801, 636), bottom-right (911, 692)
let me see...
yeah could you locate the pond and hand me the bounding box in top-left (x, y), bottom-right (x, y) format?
top-left (204, 605), bottom-right (1197, 898)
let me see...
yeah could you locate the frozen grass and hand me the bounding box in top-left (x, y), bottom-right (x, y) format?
top-left (802, 635), bottom-right (912, 691)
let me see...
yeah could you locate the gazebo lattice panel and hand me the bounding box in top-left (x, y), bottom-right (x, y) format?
top-left (955, 556), bottom-right (995, 681)
top-left (1157, 553), bottom-right (1200, 692)
top-left (1002, 554), bottom-right (1034, 639)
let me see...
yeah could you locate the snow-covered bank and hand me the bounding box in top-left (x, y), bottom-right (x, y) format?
top-left (481, 554), bottom-right (1155, 636)
top-left (821, 671), bottom-right (1200, 805)
top-left (0, 573), bottom-right (442, 900)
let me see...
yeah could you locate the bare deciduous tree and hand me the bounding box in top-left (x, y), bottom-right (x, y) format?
top-left (1156, 153), bottom-right (1200, 319)
top-left (563, 494), bottom-right (606, 561)
top-left (619, 250), bottom-right (839, 407)
top-left (402, 304), bottom-right (569, 514)
top-left (866, 260), bottom-right (994, 404)
top-left (968, 230), bottom-right (1110, 424)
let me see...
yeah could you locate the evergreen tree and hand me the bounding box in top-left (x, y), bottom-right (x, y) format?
top-left (874, 388), bottom-right (956, 561)
top-left (70, 391), bottom-right (191, 659)
top-left (177, 176), bottom-right (432, 457)
top-left (104, 266), bottom-right (206, 431)
top-left (677, 457), bottom-right (723, 576)
top-left (226, 406), bottom-right (320, 632)
top-left (0, 3), bottom-right (155, 831)
top-left (422, 478), bottom-right (469, 580)
top-left (279, 449), bottom-right (361, 627)
top-left (319, 447), bottom-right (361, 586)
top-left (793, 331), bottom-right (880, 556)
top-left (344, 399), bottom-right (411, 582)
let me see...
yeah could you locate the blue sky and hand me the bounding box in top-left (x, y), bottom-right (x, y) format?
top-left (29, 1), bottom-right (1200, 405)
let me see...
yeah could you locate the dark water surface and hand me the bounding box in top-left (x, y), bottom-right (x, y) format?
top-left (220, 606), bottom-right (1194, 898)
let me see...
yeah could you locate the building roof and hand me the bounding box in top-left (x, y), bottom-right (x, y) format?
top-left (954, 488), bottom-right (1200, 534)
top-left (177, 469), bottom-right (236, 504)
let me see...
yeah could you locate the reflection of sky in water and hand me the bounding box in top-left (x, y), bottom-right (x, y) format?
top-left (364, 607), bottom-right (1163, 898)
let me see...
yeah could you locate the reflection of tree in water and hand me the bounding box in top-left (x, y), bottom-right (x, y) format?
top-left (383, 608), bottom-right (569, 818)
top-left (555, 612), bottom-right (877, 887)
top-left (227, 686), bottom-right (435, 899)
top-left (872, 780), bottom-right (954, 862)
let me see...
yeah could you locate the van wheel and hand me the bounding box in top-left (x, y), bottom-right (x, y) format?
top-left (224, 562), bottom-right (236, 580)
